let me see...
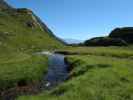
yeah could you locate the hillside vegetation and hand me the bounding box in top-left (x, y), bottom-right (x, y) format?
top-left (84, 27), bottom-right (133, 46)
top-left (0, 8), bottom-right (64, 52)
top-left (0, 0), bottom-right (64, 96)
top-left (109, 27), bottom-right (133, 44)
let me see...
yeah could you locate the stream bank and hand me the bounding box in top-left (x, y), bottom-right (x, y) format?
top-left (1, 51), bottom-right (69, 100)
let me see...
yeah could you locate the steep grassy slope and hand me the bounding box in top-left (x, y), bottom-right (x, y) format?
top-left (0, 8), bottom-right (64, 52)
top-left (18, 46), bottom-right (133, 100)
top-left (0, 0), bottom-right (64, 94)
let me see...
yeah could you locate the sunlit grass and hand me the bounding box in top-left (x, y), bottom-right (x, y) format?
top-left (58, 46), bottom-right (133, 58)
top-left (0, 52), bottom-right (48, 90)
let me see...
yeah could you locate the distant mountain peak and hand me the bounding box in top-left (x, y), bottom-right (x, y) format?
top-left (64, 38), bottom-right (83, 44)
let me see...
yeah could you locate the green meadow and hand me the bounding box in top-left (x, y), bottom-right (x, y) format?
top-left (1, 1), bottom-right (133, 100)
top-left (18, 46), bottom-right (133, 100)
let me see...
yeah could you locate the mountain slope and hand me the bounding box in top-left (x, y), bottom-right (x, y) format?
top-left (0, 0), bottom-right (64, 52)
top-left (109, 27), bottom-right (133, 44)
top-left (0, 0), bottom-right (64, 95)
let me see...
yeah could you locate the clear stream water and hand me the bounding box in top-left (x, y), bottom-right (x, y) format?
top-left (39, 51), bottom-right (69, 89)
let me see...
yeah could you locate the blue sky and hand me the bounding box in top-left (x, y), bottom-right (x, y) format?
top-left (6, 0), bottom-right (133, 40)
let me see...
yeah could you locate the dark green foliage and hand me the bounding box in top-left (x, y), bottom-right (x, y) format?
top-left (84, 27), bottom-right (133, 47)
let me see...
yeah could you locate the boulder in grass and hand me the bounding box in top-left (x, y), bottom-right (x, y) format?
top-left (26, 21), bottom-right (36, 28)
